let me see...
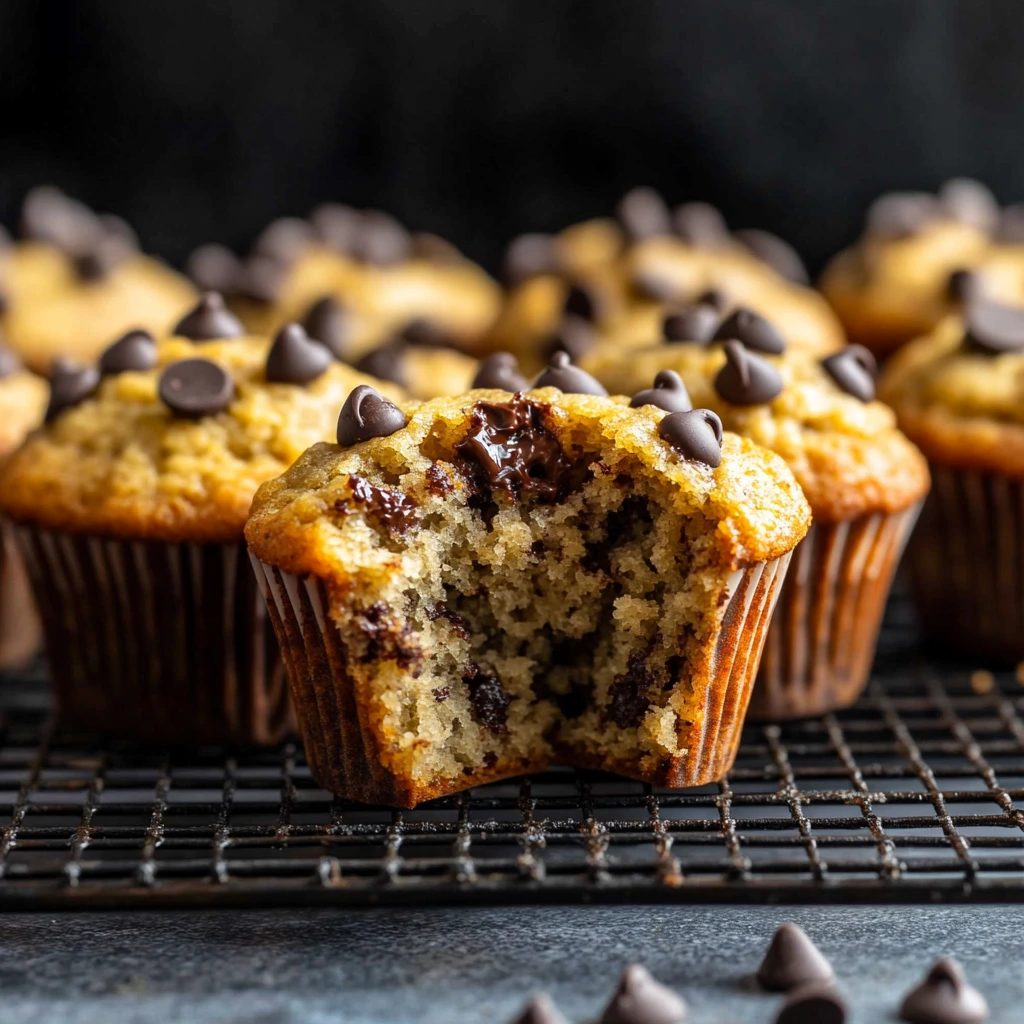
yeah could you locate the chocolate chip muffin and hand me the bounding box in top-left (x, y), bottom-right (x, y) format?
top-left (879, 299), bottom-right (1024, 660)
top-left (0, 297), bottom-right (404, 744)
top-left (586, 325), bottom-right (930, 719)
top-left (246, 370), bottom-right (810, 806)
top-left (1, 187), bottom-right (196, 372)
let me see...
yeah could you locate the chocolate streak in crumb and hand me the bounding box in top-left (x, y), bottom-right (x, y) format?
top-left (336, 474), bottom-right (418, 534)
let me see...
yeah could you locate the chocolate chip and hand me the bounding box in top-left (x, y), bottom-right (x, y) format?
top-left (631, 267), bottom-right (682, 302)
top-left (563, 282), bottom-right (602, 322)
top-left (99, 329), bottom-right (158, 376)
top-left (734, 228), bottom-right (809, 284)
top-left (697, 287), bottom-right (729, 312)
top-left (302, 295), bottom-right (352, 361)
top-left (355, 339), bottom-right (408, 387)
top-left (401, 317), bottom-right (453, 348)
top-left (547, 315), bottom-right (597, 362)
top-left (997, 204), bottom-right (1024, 244)
top-left (337, 385), bottom-right (407, 446)
top-left (947, 268), bottom-right (982, 303)
top-left (630, 370), bottom-right (693, 414)
top-left (172, 292), bottom-right (244, 341)
top-left (158, 359), bottom-right (235, 418)
top-left (309, 203), bottom-right (362, 254)
top-left (465, 665), bottom-right (511, 733)
top-left (608, 652), bottom-right (657, 729)
top-left (867, 192), bottom-right (942, 239)
top-left (252, 217), bottom-right (316, 265)
top-left (599, 964), bottom-right (687, 1024)
top-left (774, 984), bottom-right (847, 1024)
top-left (508, 993), bottom-right (569, 1024)
top-left (658, 408), bottom-right (723, 468)
top-left (822, 345), bottom-right (877, 402)
top-left (939, 178), bottom-right (999, 234)
top-left (673, 201), bottom-right (729, 248)
top-left (73, 228), bottom-right (136, 282)
top-left (504, 233), bottom-right (559, 285)
top-left (0, 343), bottom-right (22, 379)
top-left (616, 187), bottom-right (672, 242)
top-left (714, 307), bottom-right (786, 354)
top-left (186, 244), bottom-right (243, 294)
top-left (714, 340), bottom-right (783, 405)
top-left (337, 474), bottom-right (418, 535)
top-left (411, 232), bottom-right (462, 264)
top-left (533, 351), bottom-right (608, 396)
top-left (898, 958), bottom-right (988, 1024)
top-left (662, 304), bottom-right (721, 344)
top-left (237, 255), bottom-right (288, 304)
top-left (45, 358), bottom-right (100, 422)
top-left (472, 352), bottom-right (529, 391)
top-left (757, 924), bottom-right (835, 992)
top-left (963, 298), bottom-right (1024, 354)
top-left (21, 186), bottom-right (97, 253)
top-left (265, 323), bottom-right (332, 385)
top-left (352, 210), bottom-right (411, 266)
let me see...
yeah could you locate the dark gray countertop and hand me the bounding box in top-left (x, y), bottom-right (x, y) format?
top-left (1, 904), bottom-right (1021, 1023)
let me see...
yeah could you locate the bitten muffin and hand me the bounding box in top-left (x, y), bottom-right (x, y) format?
top-left (879, 299), bottom-right (1024, 660)
top-left (246, 370), bottom-right (810, 807)
top-left (0, 340), bottom-right (48, 668)
top-left (0, 295), bottom-right (404, 743)
top-left (1, 187), bottom-right (196, 372)
top-left (586, 325), bottom-right (930, 719)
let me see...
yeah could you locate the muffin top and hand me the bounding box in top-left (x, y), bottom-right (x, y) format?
top-left (0, 343), bottom-right (47, 457)
top-left (585, 335), bottom-right (930, 522)
top-left (879, 300), bottom-right (1024, 475)
top-left (0, 306), bottom-right (405, 543)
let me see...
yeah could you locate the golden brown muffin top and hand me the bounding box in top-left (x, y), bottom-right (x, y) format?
top-left (0, 329), bottom-right (404, 543)
top-left (585, 340), bottom-right (930, 522)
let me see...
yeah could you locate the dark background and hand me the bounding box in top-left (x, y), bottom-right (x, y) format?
top-left (1, 0), bottom-right (1021, 274)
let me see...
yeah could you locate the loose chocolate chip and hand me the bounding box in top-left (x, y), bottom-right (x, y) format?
top-left (631, 267), bottom-right (682, 302)
top-left (547, 315), bottom-right (597, 362)
top-left (0, 343), bottom-right (22, 379)
top-left (252, 217), bottom-right (316, 265)
top-left (401, 317), bottom-right (453, 348)
top-left (599, 964), bottom-right (687, 1024)
top-left (947, 268), bottom-right (982, 303)
top-left (411, 232), bottom-right (462, 264)
top-left (939, 178), bottom-right (999, 234)
top-left (504, 233), bottom-right (559, 285)
top-left (352, 210), bottom-right (412, 266)
top-left (46, 358), bottom-right (100, 422)
top-left (309, 203), bottom-right (362, 254)
top-left (172, 292), bottom-right (244, 341)
top-left (867, 192), bottom-right (942, 239)
top-left (673, 201), bottom-right (729, 248)
top-left (158, 359), bottom-right (235, 418)
top-left (757, 924), bottom-right (835, 992)
top-left (658, 408), bottom-right (723, 468)
top-left (337, 385), bottom-right (407, 446)
top-left (997, 204), bottom-right (1024, 244)
top-left (302, 295), bottom-right (352, 361)
top-left (355, 339), bottom-right (409, 387)
top-left (265, 323), bottom-right (333, 385)
top-left (821, 345), bottom-right (877, 402)
top-left (508, 993), bottom-right (569, 1024)
top-left (898, 958), bottom-right (988, 1024)
top-left (630, 370), bottom-right (693, 414)
top-left (963, 298), bottom-right (1024, 354)
top-left (473, 352), bottom-right (529, 391)
top-left (663, 303), bottom-right (721, 344)
top-left (697, 287), bottom-right (729, 312)
top-left (186, 244), bottom-right (243, 294)
top-left (714, 307), bottom-right (786, 354)
top-left (616, 187), bottom-right (672, 242)
top-left (533, 351), bottom-right (608, 396)
top-left (774, 984), bottom-right (847, 1024)
top-left (714, 340), bottom-right (783, 405)
top-left (99, 329), bottom-right (158, 376)
top-left (734, 228), bottom-right (809, 285)
top-left (563, 282), bottom-right (602, 322)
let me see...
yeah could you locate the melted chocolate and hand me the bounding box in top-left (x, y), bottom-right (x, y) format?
top-left (424, 462), bottom-right (455, 497)
top-left (608, 651), bottom-right (657, 728)
top-left (426, 602), bottom-right (471, 640)
top-left (336, 474), bottom-right (418, 534)
top-left (356, 602), bottom-right (422, 671)
top-left (463, 664), bottom-right (511, 732)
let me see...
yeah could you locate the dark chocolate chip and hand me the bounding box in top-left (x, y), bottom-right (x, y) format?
top-left (662, 304), bottom-right (721, 344)
top-left (939, 178), bottom-right (999, 234)
top-left (45, 358), bottom-right (100, 422)
top-left (821, 345), bottom-right (877, 402)
top-left (411, 232), bottom-right (462, 264)
top-left (997, 204), bottom-right (1024, 244)
top-left (658, 408), bottom-right (723, 468)
top-left (774, 984), bottom-right (847, 1024)
top-left (465, 665), bottom-right (511, 733)
top-left (533, 351), bottom-right (608, 396)
top-left (867, 192), bottom-right (942, 239)
top-left (99, 329), bottom-right (158, 376)
top-left (697, 287), bottom-right (729, 312)
top-left (504, 233), bottom-right (559, 284)
top-left (21, 186), bottom-right (97, 253)
top-left (714, 340), bottom-right (783, 405)
top-left (508, 993), bottom-right (569, 1024)
top-left (547, 315), bottom-right (597, 362)
top-left (616, 187), bottom-right (672, 242)
top-left (0, 343), bottom-right (22, 379)
top-left (401, 317), bottom-right (453, 348)
top-left (734, 228), bottom-right (809, 285)
top-left (757, 924), bottom-right (835, 992)
top-left (608, 651), bottom-right (657, 729)
top-left (630, 370), bottom-right (693, 414)
top-left (309, 203), bottom-right (362, 255)
top-left (714, 307), bottom-right (786, 354)
top-left (472, 352), bottom-right (529, 391)
top-left (73, 231), bottom-right (135, 282)
top-left (963, 298), bottom-right (1024, 354)
top-left (158, 359), bottom-right (235, 419)
top-left (898, 958), bottom-right (988, 1024)
top-left (355, 339), bottom-right (409, 387)
top-left (563, 282), bottom-right (602, 322)
top-left (186, 244), bottom-right (242, 294)
top-left (265, 323), bottom-right (333, 385)
top-left (352, 210), bottom-right (412, 266)
top-left (238, 255), bottom-right (287, 304)
top-left (337, 385), bottom-right (407, 446)
top-left (947, 268), bottom-right (982, 303)
top-left (96, 213), bottom-right (139, 250)
top-left (599, 964), bottom-right (687, 1024)
top-left (252, 217), bottom-right (316, 265)
top-left (631, 267), bottom-right (682, 302)
top-left (337, 473), bottom-right (418, 535)
top-left (673, 202), bottom-right (729, 248)
top-left (172, 292), bottom-right (245, 341)
top-left (302, 295), bottom-right (352, 361)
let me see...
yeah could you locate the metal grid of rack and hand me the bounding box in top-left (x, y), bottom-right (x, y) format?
top-left (2, 594), bottom-right (1024, 908)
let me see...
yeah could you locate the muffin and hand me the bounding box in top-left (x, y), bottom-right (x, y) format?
top-left (0, 295), bottom-right (404, 743)
top-left (879, 299), bottom-right (1024, 660)
top-left (0, 340), bottom-right (48, 668)
top-left (245, 363), bottom-right (810, 806)
top-left (586, 325), bottom-right (930, 719)
top-left (1, 187), bottom-right (196, 372)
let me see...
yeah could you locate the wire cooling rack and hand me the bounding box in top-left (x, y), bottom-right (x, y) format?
top-left (3, 591), bottom-right (1024, 909)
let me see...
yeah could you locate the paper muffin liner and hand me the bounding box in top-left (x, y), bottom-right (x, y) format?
top-left (907, 467), bottom-right (1024, 662)
top-left (251, 552), bottom-right (791, 804)
top-left (13, 526), bottom-right (294, 745)
top-left (0, 521), bottom-right (40, 669)
top-left (748, 504), bottom-right (921, 721)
